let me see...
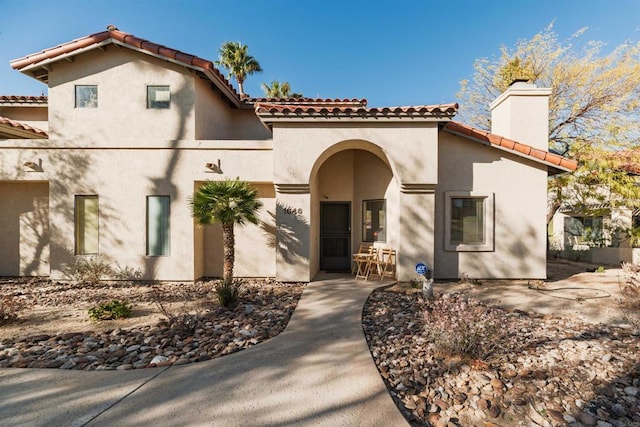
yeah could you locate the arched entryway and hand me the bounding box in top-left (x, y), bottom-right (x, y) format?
top-left (309, 142), bottom-right (398, 276)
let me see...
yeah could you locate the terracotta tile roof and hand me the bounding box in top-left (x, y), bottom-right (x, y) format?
top-left (248, 97), bottom-right (368, 107)
top-left (0, 115), bottom-right (48, 138)
top-left (255, 101), bottom-right (459, 121)
top-left (10, 25), bottom-right (241, 105)
top-left (0, 95), bottom-right (48, 105)
top-left (610, 149), bottom-right (640, 175)
top-left (444, 121), bottom-right (577, 173)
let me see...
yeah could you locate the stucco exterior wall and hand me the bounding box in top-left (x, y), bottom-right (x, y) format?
top-left (435, 132), bottom-right (548, 279)
top-left (490, 83), bottom-right (551, 151)
top-left (47, 48), bottom-right (196, 142)
top-left (0, 181), bottom-right (49, 276)
top-left (272, 123), bottom-right (437, 281)
top-left (0, 140), bottom-right (273, 280)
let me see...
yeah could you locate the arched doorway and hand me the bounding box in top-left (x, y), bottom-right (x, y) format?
top-left (310, 146), bottom-right (397, 274)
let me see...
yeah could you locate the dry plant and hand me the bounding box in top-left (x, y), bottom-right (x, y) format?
top-left (424, 292), bottom-right (515, 361)
top-left (0, 295), bottom-right (27, 325)
top-left (149, 285), bottom-right (201, 334)
top-left (620, 262), bottom-right (640, 330)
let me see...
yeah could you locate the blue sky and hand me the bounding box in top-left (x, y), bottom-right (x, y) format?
top-left (0, 0), bottom-right (638, 107)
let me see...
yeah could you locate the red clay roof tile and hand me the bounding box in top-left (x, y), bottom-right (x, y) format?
top-left (0, 115), bottom-right (48, 138)
top-left (444, 121), bottom-right (577, 173)
top-left (10, 26), bottom-right (240, 101)
top-left (255, 101), bottom-right (459, 120)
top-left (0, 95), bottom-right (48, 104)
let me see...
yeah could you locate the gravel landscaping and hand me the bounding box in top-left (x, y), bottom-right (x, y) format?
top-left (0, 278), bottom-right (304, 370)
top-left (2, 262), bottom-right (640, 427)
top-left (363, 287), bottom-right (640, 427)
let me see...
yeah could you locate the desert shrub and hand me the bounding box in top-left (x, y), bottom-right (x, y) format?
top-left (149, 286), bottom-right (199, 333)
top-left (88, 300), bottom-right (132, 320)
top-left (0, 295), bottom-right (26, 325)
top-left (620, 262), bottom-right (640, 329)
top-left (112, 261), bottom-right (144, 282)
top-left (72, 256), bottom-right (113, 284)
top-left (424, 292), bottom-right (509, 361)
top-left (216, 280), bottom-right (241, 309)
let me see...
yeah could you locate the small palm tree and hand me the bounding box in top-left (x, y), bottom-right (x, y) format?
top-left (216, 41), bottom-right (263, 96)
top-left (261, 80), bottom-right (304, 98)
top-left (190, 180), bottom-right (262, 289)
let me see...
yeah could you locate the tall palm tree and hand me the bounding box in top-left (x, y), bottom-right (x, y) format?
top-left (190, 180), bottom-right (262, 287)
top-left (216, 41), bottom-right (263, 96)
top-left (261, 80), bottom-right (304, 98)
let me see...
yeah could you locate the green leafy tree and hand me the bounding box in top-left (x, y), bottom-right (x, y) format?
top-left (261, 80), bottom-right (303, 98)
top-left (457, 23), bottom-right (640, 224)
top-left (216, 41), bottom-right (263, 96)
top-left (190, 180), bottom-right (262, 288)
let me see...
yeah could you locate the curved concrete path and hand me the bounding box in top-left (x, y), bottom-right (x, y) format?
top-left (0, 275), bottom-right (407, 426)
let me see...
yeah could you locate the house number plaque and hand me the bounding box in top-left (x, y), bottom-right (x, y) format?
top-left (284, 207), bottom-right (303, 215)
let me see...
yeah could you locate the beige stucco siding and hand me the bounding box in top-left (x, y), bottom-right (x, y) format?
top-left (0, 140), bottom-right (273, 280)
top-left (272, 123), bottom-right (437, 281)
top-left (47, 48), bottom-right (196, 142)
top-left (0, 181), bottom-right (49, 276)
top-left (273, 123), bottom-right (438, 185)
top-left (435, 132), bottom-right (548, 279)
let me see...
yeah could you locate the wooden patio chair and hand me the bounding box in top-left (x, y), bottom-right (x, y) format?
top-left (369, 248), bottom-right (396, 280)
top-left (352, 244), bottom-right (372, 274)
top-left (354, 246), bottom-right (377, 280)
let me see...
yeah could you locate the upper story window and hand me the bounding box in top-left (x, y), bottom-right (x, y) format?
top-left (75, 85), bottom-right (98, 108)
top-left (147, 85), bottom-right (170, 109)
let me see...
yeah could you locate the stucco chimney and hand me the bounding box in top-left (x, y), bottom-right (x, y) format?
top-left (489, 80), bottom-right (551, 151)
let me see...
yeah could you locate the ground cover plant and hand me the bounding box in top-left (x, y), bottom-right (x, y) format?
top-left (0, 295), bottom-right (26, 326)
top-left (363, 286), bottom-right (640, 427)
top-left (88, 300), bottom-right (132, 320)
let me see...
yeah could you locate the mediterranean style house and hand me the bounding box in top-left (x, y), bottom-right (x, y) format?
top-left (0, 26), bottom-right (577, 282)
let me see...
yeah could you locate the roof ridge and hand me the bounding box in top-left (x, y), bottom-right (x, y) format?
top-left (10, 25), bottom-right (240, 101)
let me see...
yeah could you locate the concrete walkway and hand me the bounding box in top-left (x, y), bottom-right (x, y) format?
top-left (0, 275), bottom-right (407, 426)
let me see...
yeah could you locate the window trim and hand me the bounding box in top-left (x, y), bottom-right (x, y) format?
top-left (147, 85), bottom-right (171, 109)
top-left (146, 195), bottom-right (171, 257)
top-left (75, 85), bottom-right (98, 108)
top-left (74, 195), bottom-right (99, 255)
top-left (362, 198), bottom-right (386, 243)
top-left (444, 191), bottom-right (494, 252)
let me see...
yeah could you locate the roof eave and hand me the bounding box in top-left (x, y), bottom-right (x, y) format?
top-left (13, 39), bottom-right (115, 83)
top-left (0, 124), bottom-right (48, 139)
top-left (443, 127), bottom-right (575, 174)
top-left (13, 38), bottom-right (243, 108)
top-left (258, 115), bottom-right (455, 124)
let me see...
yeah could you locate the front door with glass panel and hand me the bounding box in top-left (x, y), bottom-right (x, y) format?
top-left (320, 202), bottom-right (351, 271)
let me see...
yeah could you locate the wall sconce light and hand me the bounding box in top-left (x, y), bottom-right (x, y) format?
top-left (23, 159), bottom-right (43, 172)
top-left (205, 159), bottom-right (223, 174)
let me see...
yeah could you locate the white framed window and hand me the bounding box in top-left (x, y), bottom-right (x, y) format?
top-left (75, 195), bottom-right (99, 255)
top-left (147, 85), bottom-right (170, 109)
top-left (147, 196), bottom-right (170, 256)
top-left (445, 192), bottom-right (494, 251)
top-left (75, 85), bottom-right (98, 108)
top-left (363, 199), bottom-right (386, 242)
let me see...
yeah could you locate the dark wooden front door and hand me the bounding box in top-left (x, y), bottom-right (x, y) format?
top-left (320, 202), bottom-right (351, 271)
